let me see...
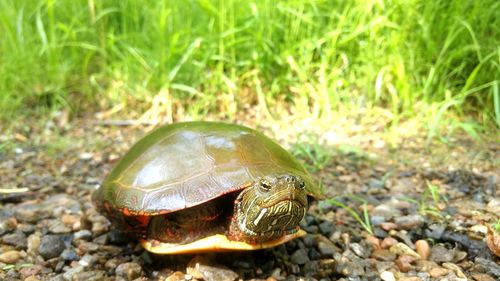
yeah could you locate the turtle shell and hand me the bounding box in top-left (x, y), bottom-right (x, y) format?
top-left (93, 121), bottom-right (322, 225)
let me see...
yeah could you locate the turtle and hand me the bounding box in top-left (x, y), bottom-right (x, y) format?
top-left (92, 121), bottom-right (323, 254)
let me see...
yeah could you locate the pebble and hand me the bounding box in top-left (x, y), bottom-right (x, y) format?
top-left (291, 249), bottom-right (310, 265)
top-left (396, 255), bottom-right (416, 272)
top-left (442, 262), bottom-right (466, 278)
top-left (18, 223), bottom-right (36, 234)
top-left (38, 235), bottom-right (67, 259)
top-left (371, 204), bottom-right (400, 221)
top-left (61, 248), bottom-right (79, 261)
top-left (380, 222), bottom-right (398, 231)
top-left (318, 221), bottom-right (335, 235)
top-left (186, 257), bottom-right (238, 281)
top-left (474, 257), bottom-right (500, 277)
top-left (2, 231), bottom-right (27, 249)
top-left (73, 230), bottom-right (93, 241)
top-left (166, 271), bottom-right (186, 281)
top-left (78, 253), bottom-right (98, 267)
top-left (72, 270), bottom-right (106, 281)
top-left (317, 241), bottom-right (337, 256)
top-left (27, 233), bottom-right (41, 254)
top-left (62, 266), bottom-right (84, 281)
top-left (380, 271), bottom-right (396, 281)
top-left (394, 214), bottom-right (425, 229)
top-left (371, 249), bottom-right (396, 261)
top-left (389, 243), bottom-right (420, 259)
top-left (350, 242), bottom-right (371, 258)
top-left (0, 217), bottom-right (17, 235)
top-left (471, 273), bottom-right (497, 281)
top-left (14, 202), bottom-right (52, 223)
top-left (398, 277), bottom-right (423, 281)
top-left (425, 224), bottom-right (446, 240)
top-left (381, 237), bottom-right (398, 249)
top-left (19, 264), bottom-right (43, 279)
top-left (365, 235), bottom-right (381, 250)
top-left (415, 240), bottom-right (430, 260)
top-left (115, 262), bottom-right (143, 280)
top-left (0, 250), bottom-right (22, 264)
top-left (429, 244), bottom-right (454, 262)
top-left (48, 220), bottom-right (72, 234)
top-left (429, 267), bottom-right (448, 277)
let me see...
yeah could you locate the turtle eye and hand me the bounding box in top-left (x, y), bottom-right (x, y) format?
top-left (299, 181), bottom-right (305, 190)
top-left (259, 181), bottom-right (272, 191)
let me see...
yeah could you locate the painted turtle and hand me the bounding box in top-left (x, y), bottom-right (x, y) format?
top-left (92, 121), bottom-right (323, 254)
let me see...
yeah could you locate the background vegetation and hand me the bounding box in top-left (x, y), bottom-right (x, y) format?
top-left (1, 0), bottom-right (498, 136)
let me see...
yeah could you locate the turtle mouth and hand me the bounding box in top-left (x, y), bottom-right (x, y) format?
top-left (260, 192), bottom-right (308, 209)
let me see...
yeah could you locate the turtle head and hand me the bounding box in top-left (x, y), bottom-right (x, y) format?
top-left (230, 174), bottom-right (308, 243)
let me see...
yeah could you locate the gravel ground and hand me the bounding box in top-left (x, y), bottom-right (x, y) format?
top-left (0, 120), bottom-right (498, 281)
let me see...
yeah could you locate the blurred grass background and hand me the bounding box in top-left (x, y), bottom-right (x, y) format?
top-left (1, 0), bottom-right (498, 137)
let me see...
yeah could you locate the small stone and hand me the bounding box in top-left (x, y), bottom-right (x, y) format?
top-left (61, 248), bottom-right (79, 261)
top-left (78, 253), bottom-right (98, 267)
top-left (380, 271), bottom-right (396, 281)
top-left (14, 203), bottom-right (52, 223)
top-left (453, 250), bottom-right (468, 262)
top-left (350, 242), bottom-right (371, 258)
top-left (415, 260), bottom-right (439, 272)
top-left (61, 214), bottom-right (80, 226)
top-left (115, 262), bottom-right (143, 280)
top-left (318, 221), bottom-right (335, 235)
top-left (2, 231), bottom-right (27, 249)
top-left (474, 257), bottom-right (500, 278)
top-left (398, 277), bottom-right (423, 281)
top-left (72, 270), bottom-right (106, 281)
top-left (73, 230), bottom-right (92, 241)
top-left (19, 264), bottom-right (43, 279)
top-left (38, 235), bottom-right (67, 259)
top-left (166, 271), bottom-right (185, 281)
top-left (372, 204), bottom-right (400, 221)
top-left (0, 250), bottom-right (22, 264)
top-left (381, 237), bottom-right (398, 249)
top-left (380, 222), bottom-right (398, 231)
top-left (317, 241), bottom-right (338, 256)
top-left (429, 267), bottom-right (448, 278)
top-left (471, 273), bottom-right (497, 281)
top-left (396, 255), bottom-right (416, 272)
top-left (429, 244), bottom-right (454, 262)
top-left (48, 220), bottom-right (71, 234)
top-left (17, 223), bottom-right (36, 234)
top-left (0, 217), bottom-right (17, 235)
top-left (415, 240), bottom-right (430, 260)
top-left (27, 233), bottom-right (41, 254)
top-left (394, 214), bottom-right (425, 229)
top-left (470, 224), bottom-right (488, 234)
top-left (442, 262), bottom-right (466, 278)
top-left (93, 234), bottom-right (108, 245)
top-left (24, 276), bottom-right (40, 281)
top-left (365, 235), bottom-right (381, 250)
top-left (62, 266), bottom-right (84, 281)
top-left (291, 248), bottom-right (309, 265)
top-left (372, 249), bottom-right (396, 261)
top-left (425, 224), bottom-right (446, 240)
top-left (186, 256), bottom-right (238, 281)
top-left (389, 243), bottom-right (420, 259)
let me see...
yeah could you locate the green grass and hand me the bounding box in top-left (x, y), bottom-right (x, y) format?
top-left (326, 195), bottom-right (373, 235)
top-left (0, 0), bottom-right (498, 135)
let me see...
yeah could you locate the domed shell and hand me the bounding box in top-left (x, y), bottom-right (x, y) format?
top-left (93, 121), bottom-right (322, 215)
